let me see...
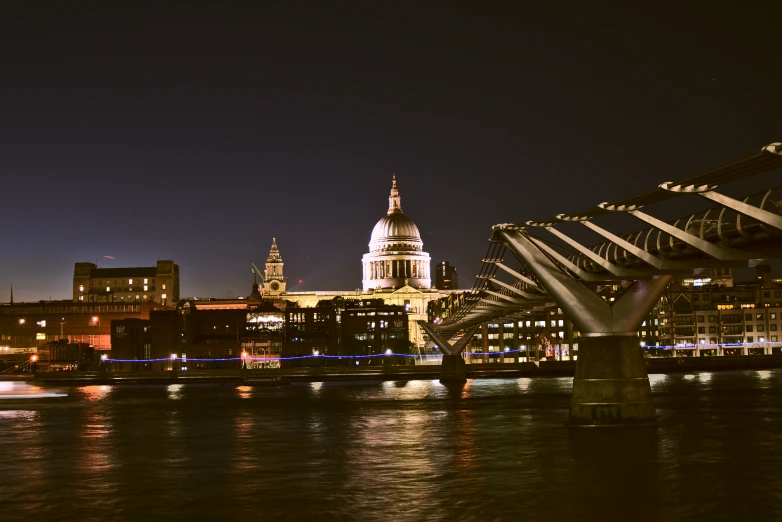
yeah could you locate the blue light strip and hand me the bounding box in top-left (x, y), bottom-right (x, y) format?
top-left (105, 353), bottom-right (426, 363)
top-left (104, 341), bottom-right (782, 364)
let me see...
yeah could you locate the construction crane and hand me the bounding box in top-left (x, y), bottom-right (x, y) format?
top-left (251, 262), bottom-right (264, 288)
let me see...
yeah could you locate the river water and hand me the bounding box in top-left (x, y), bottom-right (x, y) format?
top-left (1, 371), bottom-right (781, 521)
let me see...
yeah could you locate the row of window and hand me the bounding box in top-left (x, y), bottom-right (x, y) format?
top-left (690, 290), bottom-right (782, 300)
top-left (486, 320), bottom-right (566, 329)
top-left (692, 336), bottom-right (780, 344)
top-left (79, 294), bottom-right (167, 302)
top-left (80, 282), bottom-right (166, 292)
top-left (696, 312), bottom-right (779, 322)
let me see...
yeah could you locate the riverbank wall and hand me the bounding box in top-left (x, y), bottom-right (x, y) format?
top-left (13, 354), bottom-right (782, 385)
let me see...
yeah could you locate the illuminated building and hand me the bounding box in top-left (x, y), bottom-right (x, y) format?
top-left (362, 176), bottom-right (431, 291)
top-left (0, 300), bottom-right (166, 357)
top-left (73, 260), bottom-right (180, 305)
top-left (434, 261), bottom-right (458, 290)
top-left (261, 238), bottom-right (286, 297)
top-left (428, 268), bottom-right (782, 359)
top-left (269, 177), bottom-right (452, 351)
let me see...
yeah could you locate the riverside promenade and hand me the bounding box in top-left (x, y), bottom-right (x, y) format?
top-left (18, 354), bottom-right (782, 385)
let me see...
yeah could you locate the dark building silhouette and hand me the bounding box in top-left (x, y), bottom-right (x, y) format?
top-left (109, 299), bottom-right (286, 370)
top-left (37, 340), bottom-right (94, 371)
top-left (282, 298), bottom-right (411, 366)
top-left (340, 299), bottom-right (409, 362)
top-left (110, 319), bottom-right (153, 370)
top-left (434, 261), bottom-right (458, 290)
top-left (282, 300), bottom-right (339, 366)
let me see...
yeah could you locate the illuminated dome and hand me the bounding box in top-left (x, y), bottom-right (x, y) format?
top-left (362, 176), bottom-right (431, 290)
top-left (369, 211), bottom-right (423, 252)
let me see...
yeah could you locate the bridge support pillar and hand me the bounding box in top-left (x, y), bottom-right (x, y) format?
top-left (500, 230), bottom-right (672, 427)
top-left (440, 354), bottom-right (467, 383)
top-left (417, 322), bottom-right (479, 385)
top-left (570, 335), bottom-right (655, 427)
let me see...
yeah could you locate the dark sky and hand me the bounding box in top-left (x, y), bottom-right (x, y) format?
top-left (1, 5), bottom-right (780, 301)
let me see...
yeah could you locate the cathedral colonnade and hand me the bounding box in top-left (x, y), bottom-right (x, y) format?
top-left (362, 258), bottom-right (430, 282)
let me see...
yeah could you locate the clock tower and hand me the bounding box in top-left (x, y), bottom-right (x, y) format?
top-left (263, 237), bottom-right (286, 297)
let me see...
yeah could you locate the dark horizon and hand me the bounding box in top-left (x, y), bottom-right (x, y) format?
top-left (2, 5), bottom-right (780, 301)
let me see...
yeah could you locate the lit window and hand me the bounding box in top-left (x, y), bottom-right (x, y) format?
top-left (129, 279), bottom-right (133, 284)
top-left (79, 296), bottom-right (83, 301)
top-left (106, 287), bottom-right (110, 292)
top-left (79, 285), bottom-right (84, 292)
top-left (162, 284), bottom-right (166, 290)
top-left (144, 279), bottom-right (148, 284)
top-left (162, 294), bottom-right (167, 300)
top-left (143, 285), bottom-right (148, 291)
top-left (36, 333), bottom-right (46, 340)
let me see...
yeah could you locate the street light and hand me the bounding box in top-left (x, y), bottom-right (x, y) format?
top-left (241, 351), bottom-right (248, 370)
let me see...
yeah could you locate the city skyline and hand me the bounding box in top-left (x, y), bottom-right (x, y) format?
top-left (2, 6), bottom-right (781, 301)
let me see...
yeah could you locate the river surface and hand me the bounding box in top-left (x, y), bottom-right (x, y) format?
top-left (1, 371), bottom-right (781, 521)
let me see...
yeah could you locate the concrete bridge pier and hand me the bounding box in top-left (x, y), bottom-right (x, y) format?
top-left (501, 230), bottom-right (672, 427)
top-left (570, 335), bottom-right (656, 427)
top-left (440, 354), bottom-right (467, 383)
top-left (417, 322), bottom-right (478, 384)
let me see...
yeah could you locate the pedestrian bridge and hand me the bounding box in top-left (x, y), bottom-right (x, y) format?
top-left (420, 142), bottom-right (782, 426)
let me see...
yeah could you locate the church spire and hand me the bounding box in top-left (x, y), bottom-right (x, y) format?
top-left (387, 174), bottom-right (402, 215)
top-left (263, 237), bottom-right (285, 296)
top-left (267, 237), bottom-right (282, 263)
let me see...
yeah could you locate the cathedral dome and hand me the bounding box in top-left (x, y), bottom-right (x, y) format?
top-left (362, 176), bottom-right (432, 291)
top-left (367, 175), bottom-right (423, 253)
top-left (369, 211), bottom-right (422, 251)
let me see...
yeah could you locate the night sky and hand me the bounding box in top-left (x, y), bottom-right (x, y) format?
top-left (2, 5), bottom-right (780, 301)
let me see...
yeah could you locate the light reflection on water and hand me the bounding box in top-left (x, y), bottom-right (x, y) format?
top-left (78, 384), bottom-right (113, 401)
top-left (1, 370), bottom-right (781, 521)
